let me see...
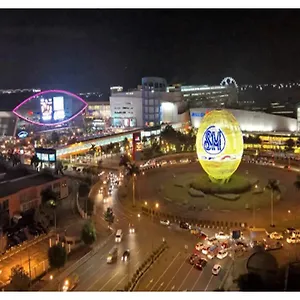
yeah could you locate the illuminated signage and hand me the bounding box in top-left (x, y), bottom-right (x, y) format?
top-left (53, 96), bottom-right (65, 120)
top-left (40, 98), bottom-right (53, 121)
top-left (196, 110), bottom-right (243, 181)
top-left (18, 131), bottom-right (29, 139)
top-left (191, 112), bottom-right (205, 118)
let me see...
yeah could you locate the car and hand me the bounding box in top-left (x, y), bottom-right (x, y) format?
top-left (121, 250), bottom-right (130, 261)
top-left (217, 250), bottom-right (228, 259)
top-left (61, 274), bottom-right (79, 291)
top-left (194, 258), bottom-right (207, 270)
top-left (212, 264), bottom-right (221, 276)
top-left (198, 232), bottom-right (208, 240)
top-left (160, 220), bottom-right (170, 226)
top-left (129, 224), bottom-right (135, 233)
top-left (286, 236), bottom-right (300, 244)
top-left (202, 246), bottom-right (210, 255)
top-left (195, 242), bottom-right (204, 251)
top-left (207, 237), bottom-right (218, 245)
top-left (269, 232), bottom-right (283, 240)
top-left (285, 227), bottom-right (296, 234)
top-left (188, 254), bottom-right (198, 265)
top-left (169, 160), bottom-right (177, 165)
top-left (160, 160), bottom-right (167, 166)
top-left (179, 158), bottom-right (190, 164)
top-left (180, 222), bottom-right (191, 230)
top-left (265, 242), bottom-right (283, 251)
top-left (215, 232), bottom-right (230, 240)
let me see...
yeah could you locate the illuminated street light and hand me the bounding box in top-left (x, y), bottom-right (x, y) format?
top-left (137, 214), bottom-right (141, 218)
top-left (144, 201), bottom-right (148, 206)
top-left (142, 172), bottom-right (145, 175)
top-left (288, 210), bottom-right (291, 214)
top-left (49, 275), bottom-right (53, 280)
top-left (155, 203), bottom-right (159, 209)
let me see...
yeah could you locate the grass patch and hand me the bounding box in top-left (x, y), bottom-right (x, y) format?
top-left (190, 174), bottom-right (251, 194)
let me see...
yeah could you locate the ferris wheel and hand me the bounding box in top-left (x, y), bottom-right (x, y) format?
top-left (220, 77), bottom-right (238, 88)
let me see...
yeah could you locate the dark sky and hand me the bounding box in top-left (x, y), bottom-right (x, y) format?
top-left (0, 9), bottom-right (300, 93)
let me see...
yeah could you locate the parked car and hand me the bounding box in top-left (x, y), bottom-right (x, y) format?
top-left (285, 227), bottom-right (296, 234)
top-left (286, 236), bottom-right (300, 244)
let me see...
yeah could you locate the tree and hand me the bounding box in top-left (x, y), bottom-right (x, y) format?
top-left (119, 154), bottom-right (131, 167)
top-left (48, 243), bottom-right (67, 269)
top-left (10, 265), bottom-right (30, 291)
top-left (30, 154), bottom-right (40, 169)
top-left (51, 131), bottom-right (60, 144)
top-left (78, 183), bottom-right (90, 197)
top-left (122, 137), bottom-right (130, 149)
top-left (142, 136), bottom-right (148, 147)
top-left (266, 179), bottom-right (281, 227)
top-left (40, 187), bottom-right (58, 208)
top-left (234, 272), bottom-right (265, 291)
top-left (285, 138), bottom-right (295, 151)
top-left (40, 187), bottom-right (58, 229)
top-left (104, 207), bottom-right (115, 227)
top-left (81, 221), bottom-right (97, 245)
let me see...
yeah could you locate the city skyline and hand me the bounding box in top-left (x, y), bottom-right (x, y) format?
top-left (1, 9), bottom-right (300, 92)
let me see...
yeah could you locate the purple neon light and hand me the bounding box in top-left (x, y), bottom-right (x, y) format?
top-left (12, 89), bottom-right (88, 127)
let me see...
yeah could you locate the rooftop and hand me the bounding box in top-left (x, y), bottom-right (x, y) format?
top-left (0, 172), bottom-right (63, 198)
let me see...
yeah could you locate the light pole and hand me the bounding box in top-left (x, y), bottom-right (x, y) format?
top-left (252, 184), bottom-right (258, 227)
top-left (132, 174), bottom-right (136, 207)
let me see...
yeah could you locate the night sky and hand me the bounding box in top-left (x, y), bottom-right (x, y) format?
top-left (1, 9), bottom-right (300, 92)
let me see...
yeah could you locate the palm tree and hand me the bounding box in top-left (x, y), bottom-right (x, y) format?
top-left (266, 179), bottom-right (281, 227)
top-left (126, 163), bottom-right (140, 207)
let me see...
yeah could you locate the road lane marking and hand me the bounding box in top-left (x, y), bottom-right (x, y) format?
top-left (190, 270), bottom-right (204, 291)
top-left (204, 275), bottom-right (214, 291)
top-left (160, 282), bottom-right (164, 287)
top-left (150, 251), bottom-right (181, 291)
top-left (82, 269), bottom-right (110, 291)
top-left (145, 279), bottom-right (153, 289)
top-left (164, 253), bottom-right (190, 291)
top-left (177, 264), bottom-right (195, 291)
top-left (112, 275), bottom-right (127, 291)
top-left (171, 285), bottom-right (175, 290)
top-left (99, 271), bottom-right (121, 291)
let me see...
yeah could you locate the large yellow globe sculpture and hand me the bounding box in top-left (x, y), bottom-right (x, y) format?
top-left (196, 109), bottom-right (244, 183)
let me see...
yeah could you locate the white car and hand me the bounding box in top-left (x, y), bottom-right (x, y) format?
top-left (195, 242), bottom-right (204, 251)
top-left (217, 250), bottom-right (228, 260)
top-left (212, 264), bottom-right (221, 275)
top-left (269, 232), bottom-right (283, 240)
top-left (179, 158), bottom-right (189, 164)
top-left (215, 232), bottom-right (230, 240)
top-left (202, 246), bottom-right (210, 255)
top-left (160, 160), bottom-right (167, 166)
top-left (207, 237), bottom-right (218, 245)
top-left (160, 220), bottom-right (170, 226)
top-left (286, 236), bottom-right (300, 244)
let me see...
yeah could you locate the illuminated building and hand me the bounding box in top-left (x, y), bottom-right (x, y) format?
top-left (191, 108), bottom-right (297, 133)
top-left (196, 109), bottom-right (243, 182)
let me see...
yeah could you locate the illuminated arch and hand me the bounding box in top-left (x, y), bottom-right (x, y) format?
top-left (12, 89), bottom-right (87, 127)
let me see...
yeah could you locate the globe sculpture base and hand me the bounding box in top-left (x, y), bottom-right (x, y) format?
top-left (191, 174), bottom-right (251, 194)
top-left (208, 176), bottom-right (230, 185)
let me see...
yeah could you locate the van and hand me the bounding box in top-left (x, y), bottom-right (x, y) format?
top-left (107, 247), bottom-right (118, 263)
top-left (115, 229), bottom-right (123, 242)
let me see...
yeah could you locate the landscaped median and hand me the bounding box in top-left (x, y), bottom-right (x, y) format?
top-left (123, 241), bottom-right (168, 292)
top-left (141, 206), bottom-right (248, 230)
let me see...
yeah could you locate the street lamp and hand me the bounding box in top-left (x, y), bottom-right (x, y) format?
top-left (144, 201), bottom-right (148, 206)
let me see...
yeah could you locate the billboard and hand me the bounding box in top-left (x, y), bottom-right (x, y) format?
top-left (40, 98), bottom-right (53, 121)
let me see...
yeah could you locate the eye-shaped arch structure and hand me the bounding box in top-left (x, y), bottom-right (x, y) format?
top-left (13, 89), bottom-right (88, 127)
